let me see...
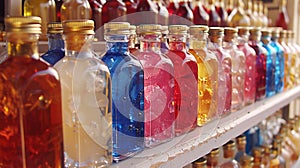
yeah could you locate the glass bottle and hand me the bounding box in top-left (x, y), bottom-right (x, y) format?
top-left (287, 120), bottom-right (300, 154)
top-left (0, 16), bottom-right (63, 168)
top-left (161, 25), bottom-right (169, 54)
top-left (192, 0), bottom-right (209, 25)
top-left (220, 140), bottom-right (241, 168)
top-left (260, 30), bottom-right (276, 97)
top-left (252, 147), bottom-right (265, 168)
top-left (136, 24), bottom-right (175, 147)
top-left (167, 0), bottom-right (178, 25)
top-left (289, 31), bottom-right (300, 85)
top-left (54, 20), bottom-right (112, 167)
top-left (60, 0), bottom-right (92, 21)
top-left (55, 0), bottom-right (64, 21)
top-left (208, 27), bottom-right (231, 116)
top-left (41, 22), bottom-right (65, 66)
top-left (264, 6), bottom-right (272, 27)
top-left (261, 144), bottom-right (271, 167)
top-left (189, 25), bottom-right (219, 126)
top-left (244, 0), bottom-right (257, 27)
top-left (206, 148), bottom-right (220, 168)
top-left (215, 0), bottom-right (228, 27)
top-left (206, 0), bottom-right (221, 27)
top-left (237, 27), bottom-right (256, 105)
top-left (24, 0), bottom-right (56, 40)
top-left (223, 27), bottom-right (245, 112)
top-left (279, 124), bottom-right (299, 164)
top-left (252, 0), bottom-right (262, 27)
top-left (249, 28), bottom-right (266, 101)
top-left (258, 1), bottom-right (267, 27)
top-left (101, 22), bottom-right (144, 161)
top-left (278, 30), bottom-right (291, 90)
top-left (88, 0), bottom-right (103, 31)
top-left (276, 0), bottom-right (289, 30)
top-left (272, 137), bottom-right (287, 168)
top-left (136, 0), bottom-right (159, 24)
top-left (227, 0), bottom-right (250, 27)
top-left (166, 25), bottom-right (198, 136)
top-left (286, 31), bottom-right (298, 87)
top-left (102, 0), bottom-right (127, 26)
top-left (239, 155), bottom-right (254, 168)
top-left (153, 0), bottom-right (169, 25)
top-left (123, 0), bottom-right (137, 15)
top-left (175, 0), bottom-right (194, 23)
top-left (193, 157), bottom-right (207, 168)
top-left (235, 135), bottom-right (250, 162)
top-left (129, 25), bottom-right (139, 55)
top-left (270, 29), bottom-right (284, 93)
top-left (226, 0), bottom-right (234, 16)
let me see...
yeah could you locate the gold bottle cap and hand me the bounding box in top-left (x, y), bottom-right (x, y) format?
top-left (47, 22), bottom-right (63, 34)
top-left (279, 30), bottom-right (287, 38)
top-left (237, 27), bottom-right (250, 36)
top-left (129, 25), bottom-right (136, 35)
top-left (236, 135), bottom-right (247, 144)
top-left (104, 22), bottom-right (131, 35)
top-left (269, 27), bottom-right (282, 38)
top-left (137, 24), bottom-right (162, 35)
top-left (193, 157), bottom-right (207, 167)
top-left (261, 29), bottom-right (271, 36)
top-left (240, 155), bottom-right (254, 166)
top-left (161, 26), bottom-right (169, 35)
top-left (5, 16), bottom-right (41, 34)
top-left (207, 148), bottom-right (220, 157)
top-left (189, 25), bottom-right (209, 35)
top-left (168, 25), bottom-right (189, 35)
top-left (223, 140), bottom-right (236, 150)
top-left (63, 20), bottom-right (94, 35)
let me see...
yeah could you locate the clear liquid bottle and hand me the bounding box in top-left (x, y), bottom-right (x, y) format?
top-left (206, 0), bottom-right (221, 27)
top-left (220, 140), bottom-right (241, 168)
top-left (276, 0), bottom-right (289, 30)
top-left (166, 25), bottom-right (198, 136)
top-left (260, 30), bottom-right (276, 97)
top-left (235, 135), bottom-right (250, 163)
top-left (207, 148), bottom-right (220, 168)
top-left (60, 0), bottom-right (92, 21)
top-left (208, 27), bottom-right (231, 116)
top-left (0, 16), bottom-right (63, 168)
top-left (136, 24), bottom-right (175, 147)
top-left (54, 20), bottom-right (112, 167)
top-left (192, 0), bottom-right (209, 25)
top-left (41, 22), bottom-right (65, 66)
top-left (102, 0), bottom-right (127, 26)
top-left (237, 27), bottom-right (256, 105)
top-left (189, 25), bottom-right (219, 126)
top-left (215, 0), bottom-right (228, 27)
top-left (223, 27), bottom-right (245, 112)
top-left (239, 155), bottom-right (254, 168)
top-left (278, 30), bottom-right (291, 90)
top-left (101, 22), bottom-right (144, 161)
top-left (24, 0), bottom-right (56, 40)
top-left (192, 157), bottom-right (207, 168)
top-left (270, 29), bottom-right (284, 93)
top-left (249, 28), bottom-right (267, 101)
top-left (227, 0), bottom-right (250, 27)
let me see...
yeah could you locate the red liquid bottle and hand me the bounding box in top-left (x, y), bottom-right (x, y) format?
top-left (192, 0), bottom-right (209, 25)
top-left (206, 0), bottom-right (221, 27)
top-left (175, 0), bottom-right (193, 24)
top-left (136, 0), bottom-right (159, 24)
top-left (167, 0), bottom-right (178, 24)
top-left (215, 0), bottom-right (228, 27)
top-left (102, 0), bottom-right (127, 25)
top-left (88, 0), bottom-right (102, 31)
top-left (123, 0), bottom-right (137, 24)
top-left (248, 27), bottom-right (267, 101)
top-left (166, 25), bottom-right (198, 136)
top-left (137, 24), bottom-right (175, 147)
top-left (237, 27), bottom-right (257, 105)
top-left (276, 0), bottom-right (289, 30)
top-left (226, 0), bottom-right (234, 15)
top-left (153, 0), bottom-right (169, 25)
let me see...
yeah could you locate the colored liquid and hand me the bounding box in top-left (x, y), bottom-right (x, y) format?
top-left (0, 56), bottom-right (63, 167)
top-left (249, 42), bottom-right (266, 101)
top-left (237, 41), bottom-right (256, 105)
top-left (215, 4), bottom-right (228, 27)
top-left (102, 41), bottom-right (144, 161)
top-left (166, 41), bottom-right (198, 136)
top-left (276, 11), bottom-right (289, 30)
top-left (102, 0), bottom-right (127, 25)
top-left (192, 2), bottom-right (209, 25)
top-left (41, 34), bottom-right (65, 66)
top-left (189, 48), bottom-right (218, 125)
top-left (138, 40), bottom-right (175, 147)
top-left (60, 0), bottom-right (92, 21)
top-left (175, 1), bottom-right (193, 23)
top-left (167, 1), bottom-right (178, 24)
top-left (89, 0), bottom-right (103, 30)
top-left (260, 41), bottom-right (276, 97)
top-left (205, 5), bottom-right (221, 26)
top-left (270, 40), bottom-right (284, 93)
top-left (55, 0), bottom-right (63, 21)
top-left (136, 0), bottom-right (159, 24)
top-left (123, 0), bottom-right (137, 24)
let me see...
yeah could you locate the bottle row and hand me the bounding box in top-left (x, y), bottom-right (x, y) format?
top-left (189, 109), bottom-right (300, 168)
top-left (19, 0), bottom-right (288, 40)
top-left (1, 16), bottom-right (300, 167)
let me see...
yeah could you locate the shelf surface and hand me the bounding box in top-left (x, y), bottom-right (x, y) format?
top-left (111, 86), bottom-right (300, 168)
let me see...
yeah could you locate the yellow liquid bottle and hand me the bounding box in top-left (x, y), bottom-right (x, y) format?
top-left (227, 0), bottom-right (250, 27)
top-left (60, 0), bottom-right (92, 21)
top-left (189, 25), bottom-right (219, 126)
top-left (24, 0), bottom-right (56, 40)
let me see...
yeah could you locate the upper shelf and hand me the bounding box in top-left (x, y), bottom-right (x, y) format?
top-left (111, 86), bottom-right (300, 168)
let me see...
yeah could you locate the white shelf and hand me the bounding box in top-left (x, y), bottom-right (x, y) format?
top-left (111, 86), bottom-right (300, 168)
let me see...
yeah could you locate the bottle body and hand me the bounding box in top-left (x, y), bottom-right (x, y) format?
top-left (102, 34), bottom-right (144, 161)
top-left (192, 1), bottom-right (209, 25)
top-left (278, 34), bottom-right (291, 90)
top-left (41, 33), bottom-right (65, 66)
top-left (270, 38), bottom-right (284, 93)
top-left (276, 0), bottom-right (289, 30)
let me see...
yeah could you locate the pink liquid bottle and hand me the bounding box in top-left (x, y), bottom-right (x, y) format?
top-left (248, 27), bottom-right (267, 101)
top-left (192, 0), bottom-right (209, 25)
top-left (166, 25), bottom-right (198, 136)
top-left (208, 27), bottom-right (231, 116)
top-left (237, 27), bottom-right (256, 105)
top-left (136, 24), bottom-right (175, 147)
top-left (102, 0), bottom-right (127, 25)
top-left (223, 27), bottom-right (244, 112)
top-left (167, 0), bottom-right (178, 24)
top-left (206, 0), bottom-right (221, 27)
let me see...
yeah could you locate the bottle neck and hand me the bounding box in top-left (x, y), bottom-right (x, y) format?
top-left (168, 34), bottom-right (187, 51)
top-left (48, 33), bottom-right (64, 50)
top-left (237, 144), bottom-right (246, 152)
top-left (208, 35), bottom-right (223, 48)
top-left (7, 32), bottom-right (39, 59)
top-left (237, 35), bottom-right (248, 45)
top-left (64, 33), bottom-right (94, 56)
top-left (271, 36), bottom-right (279, 43)
top-left (189, 33), bottom-right (208, 50)
top-left (139, 34), bottom-right (161, 52)
top-left (223, 149), bottom-right (235, 159)
top-left (249, 34), bottom-right (260, 44)
top-left (261, 35), bottom-right (271, 45)
top-left (105, 34), bottom-right (129, 53)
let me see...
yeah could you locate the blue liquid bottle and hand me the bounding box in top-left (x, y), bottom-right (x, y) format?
top-left (41, 22), bottom-right (65, 65)
top-left (270, 29), bottom-right (284, 93)
top-left (101, 22), bottom-right (144, 162)
top-left (260, 30), bottom-right (276, 97)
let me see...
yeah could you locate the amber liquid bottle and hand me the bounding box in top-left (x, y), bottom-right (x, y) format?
top-left (61, 0), bottom-right (92, 21)
top-left (0, 16), bottom-right (63, 167)
top-left (206, 148), bottom-right (220, 168)
top-left (227, 0), bottom-right (250, 27)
